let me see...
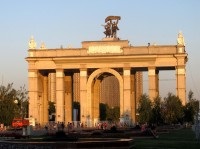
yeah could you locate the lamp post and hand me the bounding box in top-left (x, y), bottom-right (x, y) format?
top-left (14, 99), bottom-right (23, 118)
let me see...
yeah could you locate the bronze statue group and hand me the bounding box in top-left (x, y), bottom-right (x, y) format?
top-left (103, 16), bottom-right (121, 38)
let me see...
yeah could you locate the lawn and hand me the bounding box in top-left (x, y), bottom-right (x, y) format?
top-left (134, 128), bottom-right (200, 149)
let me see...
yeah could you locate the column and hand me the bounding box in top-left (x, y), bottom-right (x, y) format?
top-left (49, 73), bottom-right (56, 102)
top-left (176, 66), bottom-right (186, 105)
top-left (64, 75), bottom-right (72, 124)
top-left (123, 67), bottom-right (131, 124)
top-left (42, 76), bottom-right (49, 125)
top-left (37, 73), bottom-right (45, 124)
top-left (80, 68), bottom-right (87, 124)
top-left (130, 72), bottom-right (136, 124)
top-left (148, 67), bottom-right (159, 100)
top-left (56, 69), bottom-right (64, 122)
top-left (93, 79), bottom-right (100, 125)
top-left (28, 70), bottom-right (39, 122)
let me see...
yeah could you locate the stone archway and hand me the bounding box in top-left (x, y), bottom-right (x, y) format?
top-left (86, 68), bottom-right (124, 126)
top-left (27, 36), bottom-right (187, 126)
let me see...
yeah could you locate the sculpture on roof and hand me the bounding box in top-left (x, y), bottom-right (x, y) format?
top-left (177, 31), bottom-right (185, 46)
top-left (28, 36), bottom-right (37, 49)
top-left (102, 16), bottom-right (121, 38)
top-left (40, 42), bottom-right (46, 49)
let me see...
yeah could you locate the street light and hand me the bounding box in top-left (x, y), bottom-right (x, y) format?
top-left (14, 99), bottom-right (18, 104)
top-left (14, 99), bottom-right (22, 118)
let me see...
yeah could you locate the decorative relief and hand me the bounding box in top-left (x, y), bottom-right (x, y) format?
top-left (88, 46), bottom-right (122, 54)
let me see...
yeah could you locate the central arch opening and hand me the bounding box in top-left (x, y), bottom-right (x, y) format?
top-left (87, 68), bottom-right (123, 126)
top-left (98, 73), bottom-right (120, 123)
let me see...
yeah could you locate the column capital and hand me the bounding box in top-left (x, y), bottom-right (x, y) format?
top-left (80, 68), bottom-right (87, 77)
top-left (148, 67), bottom-right (156, 76)
top-left (28, 70), bottom-right (38, 78)
top-left (56, 69), bottom-right (64, 78)
top-left (56, 68), bottom-right (64, 71)
top-left (80, 64), bottom-right (87, 69)
top-left (80, 68), bottom-right (87, 71)
top-left (123, 68), bottom-right (130, 76)
top-left (176, 66), bottom-right (186, 75)
top-left (148, 66), bottom-right (156, 70)
top-left (123, 67), bottom-right (131, 70)
top-left (28, 69), bottom-right (38, 72)
top-left (123, 63), bottom-right (130, 68)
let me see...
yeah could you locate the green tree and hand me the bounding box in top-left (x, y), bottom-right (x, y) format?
top-left (183, 103), bottom-right (195, 123)
top-left (183, 90), bottom-right (199, 123)
top-left (100, 103), bottom-right (120, 122)
top-left (48, 101), bottom-right (55, 121)
top-left (137, 94), bottom-right (152, 124)
top-left (100, 103), bottom-right (107, 121)
top-left (0, 83), bottom-right (28, 126)
top-left (187, 90), bottom-right (199, 115)
top-left (151, 96), bottom-right (163, 125)
top-left (162, 93), bottom-right (183, 124)
top-left (48, 101), bottom-right (55, 115)
top-left (106, 106), bottom-right (120, 122)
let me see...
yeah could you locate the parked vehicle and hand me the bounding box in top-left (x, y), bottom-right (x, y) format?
top-left (12, 118), bottom-right (29, 129)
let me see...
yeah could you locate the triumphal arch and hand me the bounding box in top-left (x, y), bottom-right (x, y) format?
top-left (26, 16), bottom-right (188, 126)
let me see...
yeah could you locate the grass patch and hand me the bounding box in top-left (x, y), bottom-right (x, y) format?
top-left (134, 128), bottom-right (200, 149)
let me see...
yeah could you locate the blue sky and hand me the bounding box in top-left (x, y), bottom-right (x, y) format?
top-left (0, 0), bottom-right (200, 100)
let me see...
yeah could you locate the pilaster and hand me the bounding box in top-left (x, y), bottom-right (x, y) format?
top-left (123, 67), bottom-right (131, 123)
top-left (43, 76), bottom-right (49, 125)
top-left (130, 72), bottom-right (136, 123)
top-left (148, 67), bottom-right (159, 100)
top-left (176, 66), bottom-right (186, 105)
top-left (93, 79), bottom-right (100, 125)
top-left (64, 75), bottom-right (72, 123)
top-left (28, 70), bottom-right (39, 122)
top-left (56, 69), bottom-right (64, 122)
top-left (80, 68), bottom-right (88, 124)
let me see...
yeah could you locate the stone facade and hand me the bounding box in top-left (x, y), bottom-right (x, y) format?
top-left (26, 38), bottom-right (188, 126)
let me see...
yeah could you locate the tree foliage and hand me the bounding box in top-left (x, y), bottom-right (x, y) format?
top-left (162, 93), bottom-right (183, 124)
top-left (183, 90), bottom-right (199, 123)
top-left (99, 103), bottom-right (108, 121)
top-left (137, 91), bottom-right (198, 125)
top-left (151, 96), bottom-right (163, 124)
top-left (99, 103), bottom-right (120, 122)
top-left (48, 101), bottom-right (55, 115)
top-left (0, 83), bottom-right (28, 126)
top-left (106, 106), bottom-right (120, 122)
top-left (137, 94), bottom-right (152, 124)
top-left (187, 90), bottom-right (199, 115)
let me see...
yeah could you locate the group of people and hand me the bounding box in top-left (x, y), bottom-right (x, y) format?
top-left (140, 123), bottom-right (158, 138)
top-left (96, 122), bottom-right (108, 130)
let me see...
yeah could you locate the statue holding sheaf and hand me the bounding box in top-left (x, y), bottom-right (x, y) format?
top-left (102, 16), bottom-right (121, 38)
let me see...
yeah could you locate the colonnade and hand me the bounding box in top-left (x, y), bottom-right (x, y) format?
top-left (27, 36), bottom-right (187, 126)
top-left (28, 66), bottom-right (186, 126)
